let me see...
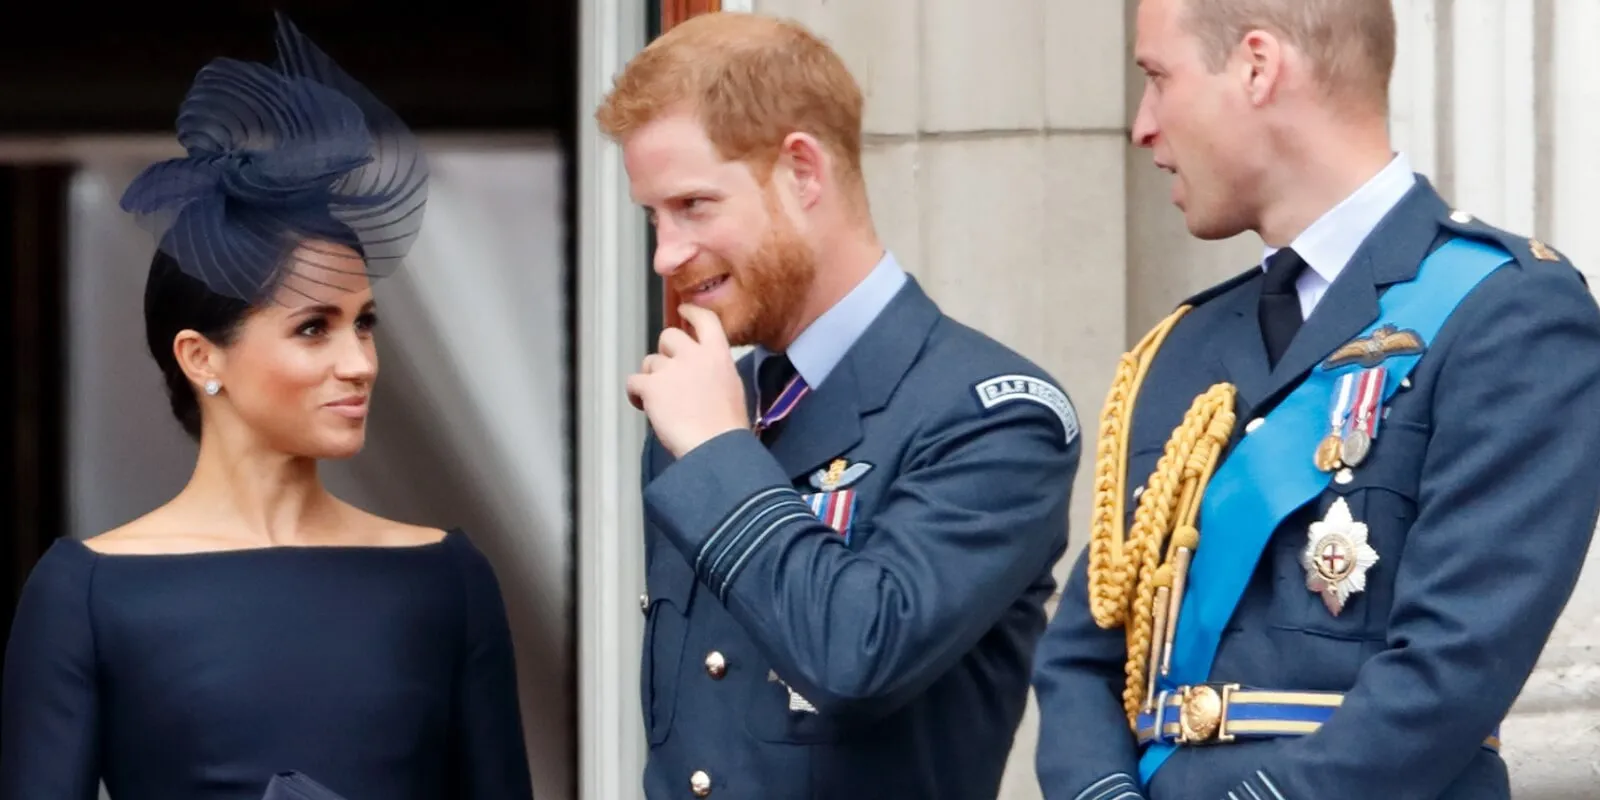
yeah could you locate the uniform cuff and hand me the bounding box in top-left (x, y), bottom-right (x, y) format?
top-left (1226, 769), bottom-right (1288, 800)
top-left (643, 430), bottom-right (811, 601)
top-left (1072, 772), bottom-right (1144, 800)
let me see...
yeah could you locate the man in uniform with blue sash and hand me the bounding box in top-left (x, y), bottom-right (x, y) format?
top-left (597, 13), bottom-right (1080, 799)
top-left (1034, 1), bottom-right (1600, 798)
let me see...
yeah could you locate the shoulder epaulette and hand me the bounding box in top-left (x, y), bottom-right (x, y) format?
top-left (1438, 208), bottom-right (1582, 283)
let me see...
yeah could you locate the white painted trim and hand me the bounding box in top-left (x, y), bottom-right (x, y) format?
top-left (1552, 0), bottom-right (1600, 275)
top-left (1389, 0), bottom-right (1439, 179)
top-left (1446, 0), bottom-right (1536, 232)
top-left (1451, 0), bottom-right (1505, 220)
top-left (1499, 0), bottom-right (1538, 234)
top-left (721, 0), bottom-right (755, 12)
top-left (577, 0), bottom-right (650, 797)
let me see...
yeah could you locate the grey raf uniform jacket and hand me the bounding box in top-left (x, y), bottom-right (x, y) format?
top-left (641, 278), bottom-right (1080, 799)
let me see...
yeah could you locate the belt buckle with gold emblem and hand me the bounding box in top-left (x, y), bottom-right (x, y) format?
top-left (1177, 683), bottom-right (1238, 745)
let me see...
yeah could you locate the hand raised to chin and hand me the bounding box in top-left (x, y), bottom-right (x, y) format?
top-left (626, 304), bottom-right (750, 458)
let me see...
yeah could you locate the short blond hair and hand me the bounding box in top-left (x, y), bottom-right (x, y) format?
top-left (595, 12), bottom-right (865, 182)
top-left (1182, 0), bottom-right (1396, 108)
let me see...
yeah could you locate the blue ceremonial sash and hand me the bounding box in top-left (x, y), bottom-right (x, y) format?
top-left (1138, 237), bottom-right (1512, 784)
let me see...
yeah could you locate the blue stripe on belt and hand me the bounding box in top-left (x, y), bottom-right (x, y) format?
top-left (1134, 684), bottom-right (1501, 751)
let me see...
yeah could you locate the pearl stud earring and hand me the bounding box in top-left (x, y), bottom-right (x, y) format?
top-left (203, 379), bottom-right (221, 396)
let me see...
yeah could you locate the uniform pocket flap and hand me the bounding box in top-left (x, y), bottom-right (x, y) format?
top-left (1324, 420), bottom-right (1428, 501)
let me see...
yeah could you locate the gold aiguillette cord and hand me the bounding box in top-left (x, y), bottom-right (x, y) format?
top-left (1085, 305), bottom-right (1237, 726)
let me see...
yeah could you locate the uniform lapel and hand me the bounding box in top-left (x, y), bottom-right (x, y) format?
top-left (1253, 179), bottom-right (1447, 407)
top-left (1209, 280), bottom-right (1273, 413)
top-left (1258, 253), bottom-right (1381, 402)
top-left (768, 367), bottom-right (864, 482)
top-left (767, 277), bottom-right (941, 483)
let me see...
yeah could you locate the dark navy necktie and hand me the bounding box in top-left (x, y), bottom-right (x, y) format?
top-left (1260, 247), bottom-right (1308, 368)
top-left (757, 354), bottom-right (797, 415)
top-left (755, 354), bottom-right (801, 440)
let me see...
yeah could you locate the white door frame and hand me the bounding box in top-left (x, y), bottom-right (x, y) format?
top-left (576, 0), bottom-right (651, 797)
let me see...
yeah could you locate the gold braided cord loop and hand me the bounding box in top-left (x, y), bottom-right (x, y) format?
top-left (1086, 310), bottom-right (1188, 628)
top-left (1084, 306), bottom-right (1238, 727)
top-left (1118, 385), bottom-right (1234, 720)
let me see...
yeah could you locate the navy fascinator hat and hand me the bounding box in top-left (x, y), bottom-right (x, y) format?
top-left (120, 12), bottom-right (428, 304)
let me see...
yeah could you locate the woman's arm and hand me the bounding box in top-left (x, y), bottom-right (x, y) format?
top-left (450, 535), bottom-right (535, 799)
top-left (0, 543), bottom-right (101, 800)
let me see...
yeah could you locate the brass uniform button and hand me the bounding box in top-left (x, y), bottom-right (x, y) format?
top-left (704, 651), bottom-right (727, 679)
top-left (690, 769), bottom-right (712, 797)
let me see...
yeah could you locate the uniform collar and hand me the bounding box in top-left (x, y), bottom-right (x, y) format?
top-left (755, 251), bottom-right (908, 388)
top-left (1261, 152), bottom-right (1417, 286)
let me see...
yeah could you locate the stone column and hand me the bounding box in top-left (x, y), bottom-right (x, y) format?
top-left (1551, 0), bottom-right (1600, 281)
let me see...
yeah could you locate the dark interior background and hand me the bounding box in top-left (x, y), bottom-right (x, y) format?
top-left (1, 0), bottom-right (575, 133)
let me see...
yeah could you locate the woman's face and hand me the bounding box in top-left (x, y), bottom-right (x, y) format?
top-left (206, 242), bottom-right (380, 459)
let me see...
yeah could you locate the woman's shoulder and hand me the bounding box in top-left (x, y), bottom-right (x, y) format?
top-left (342, 514), bottom-right (511, 623)
top-left (396, 522), bottom-right (504, 593)
top-left (28, 537), bottom-right (97, 575)
top-left (14, 537), bottom-right (98, 623)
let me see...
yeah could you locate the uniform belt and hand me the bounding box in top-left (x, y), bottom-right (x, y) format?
top-left (1134, 684), bottom-right (1501, 751)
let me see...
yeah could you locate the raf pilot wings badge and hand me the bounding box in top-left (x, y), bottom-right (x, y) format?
top-left (1322, 323), bottom-right (1425, 369)
top-left (809, 458), bottom-right (872, 491)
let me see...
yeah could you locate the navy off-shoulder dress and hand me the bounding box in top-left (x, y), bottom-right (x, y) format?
top-left (0, 528), bottom-right (534, 800)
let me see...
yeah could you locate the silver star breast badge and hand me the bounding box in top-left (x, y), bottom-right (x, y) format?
top-left (1300, 497), bottom-right (1380, 616)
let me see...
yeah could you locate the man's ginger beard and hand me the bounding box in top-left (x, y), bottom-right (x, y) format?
top-left (672, 185), bottom-right (816, 350)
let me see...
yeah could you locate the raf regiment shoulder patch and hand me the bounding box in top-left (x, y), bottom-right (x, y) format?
top-left (973, 374), bottom-right (1080, 444)
top-left (1322, 323), bottom-right (1425, 369)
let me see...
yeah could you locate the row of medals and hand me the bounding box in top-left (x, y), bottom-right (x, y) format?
top-left (1314, 367), bottom-right (1385, 478)
top-left (1316, 425), bottom-right (1370, 474)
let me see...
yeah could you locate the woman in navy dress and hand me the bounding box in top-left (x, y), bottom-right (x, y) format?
top-left (0, 14), bottom-right (535, 800)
